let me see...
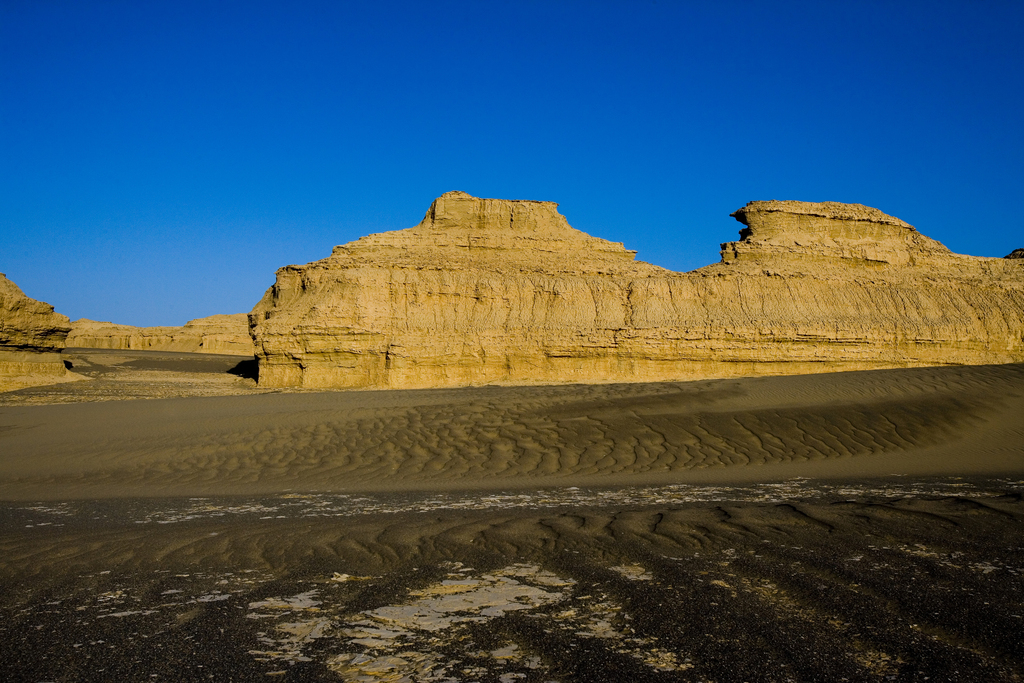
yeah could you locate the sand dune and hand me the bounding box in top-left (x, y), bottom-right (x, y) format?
top-left (0, 362), bottom-right (1021, 500)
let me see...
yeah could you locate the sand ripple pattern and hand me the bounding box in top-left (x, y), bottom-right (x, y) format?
top-left (0, 363), bottom-right (1020, 497)
top-left (162, 395), bottom-right (981, 482)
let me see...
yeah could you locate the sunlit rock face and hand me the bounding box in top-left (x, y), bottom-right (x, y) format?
top-left (723, 200), bottom-right (950, 268)
top-left (249, 192), bottom-right (1024, 389)
top-left (0, 273), bottom-right (73, 389)
top-left (68, 314), bottom-right (254, 355)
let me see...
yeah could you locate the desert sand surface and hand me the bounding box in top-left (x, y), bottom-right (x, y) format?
top-left (1, 356), bottom-right (1023, 681)
top-left (0, 356), bottom-right (1021, 500)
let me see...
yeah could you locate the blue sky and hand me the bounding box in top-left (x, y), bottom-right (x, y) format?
top-left (2, 0), bottom-right (1022, 326)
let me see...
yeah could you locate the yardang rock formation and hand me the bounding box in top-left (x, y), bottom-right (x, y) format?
top-left (68, 313), bottom-right (254, 356)
top-left (249, 192), bottom-right (1024, 389)
top-left (0, 273), bottom-right (76, 390)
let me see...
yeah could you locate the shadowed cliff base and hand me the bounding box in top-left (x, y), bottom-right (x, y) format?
top-left (0, 361), bottom-right (1021, 501)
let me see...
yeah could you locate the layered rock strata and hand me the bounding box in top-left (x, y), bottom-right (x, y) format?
top-left (250, 192), bottom-right (1024, 389)
top-left (68, 314), bottom-right (254, 355)
top-left (0, 273), bottom-right (75, 390)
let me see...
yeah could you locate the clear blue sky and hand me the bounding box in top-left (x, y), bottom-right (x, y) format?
top-left (2, 0), bottom-right (1022, 326)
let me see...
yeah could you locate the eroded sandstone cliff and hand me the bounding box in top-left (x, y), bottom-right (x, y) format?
top-left (249, 192), bottom-right (1024, 389)
top-left (68, 313), bottom-right (254, 355)
top-left (0, 273), bottom-right (75, 390)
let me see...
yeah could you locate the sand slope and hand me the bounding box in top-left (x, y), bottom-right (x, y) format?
top-left (1, 363), bottom-right (1021, 500)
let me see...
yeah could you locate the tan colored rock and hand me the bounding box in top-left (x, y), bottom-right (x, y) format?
top-left (67, 313), bottom-right (254, 355)
top-left (0, 273), bottom-right (76, 391)
top-left (179, 314), bottom-right (257, 354)
top-left (249, 192), bottom-right (1024, 389)
top-left (724, 200), bottom-right (950, 268)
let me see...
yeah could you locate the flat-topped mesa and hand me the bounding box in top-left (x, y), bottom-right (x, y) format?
top-left (0, 273), bottom-right (75, 390)
top-left (723, 200), bottom-right (952, 268)
top-left (250, 193), bottom-right (1024, 390)
top-left (326, 191), bottom-right (646, 274)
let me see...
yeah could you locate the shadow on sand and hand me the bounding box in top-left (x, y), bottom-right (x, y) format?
top-left (227, 357), bottom-right (259, 381)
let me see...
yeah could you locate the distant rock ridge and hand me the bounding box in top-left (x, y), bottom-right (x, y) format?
top-left (68, 314), bottom-right (254, 355)
top-left (0, 273), bottom-right (76, 390)
top-left (249, 192), bottom-right (1024, 389)
top-left (1007, 248), bottom-right (1024, 259)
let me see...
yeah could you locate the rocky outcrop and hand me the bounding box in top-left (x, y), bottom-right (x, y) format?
top-left (249, 192), bottom-right (1024, 389)
top-left (0, 273), bottom-right (75, 390)
top-left (724, 200), bottom-right (951, 268)
top-left (1006, 249), bottom-right (1024, 259)
top-left (67, 314), bottom-right (254, 355)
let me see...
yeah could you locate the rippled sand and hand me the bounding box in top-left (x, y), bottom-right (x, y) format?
top-left (0, 361), bottom-right (1022, 500)
top-left (0, 358), bottom-right (1022, 680)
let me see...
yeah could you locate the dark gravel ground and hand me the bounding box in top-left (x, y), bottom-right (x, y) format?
top-left (1, 479), bottom-right (1022, 682)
